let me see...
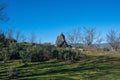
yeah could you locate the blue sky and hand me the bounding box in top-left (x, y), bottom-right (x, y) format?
top-left (0, 0), bottom-right (120, 43)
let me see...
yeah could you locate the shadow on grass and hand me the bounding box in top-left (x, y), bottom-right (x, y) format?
top-left (18, 76), bottom-right (74, 80)
top-left (17, 55), bottom-right (120, 80)
top-left (17, 60), bottom-right (73, 72)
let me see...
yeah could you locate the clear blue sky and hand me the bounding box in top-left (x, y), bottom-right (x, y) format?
top-left (0, 0), bottom-right (120, 43)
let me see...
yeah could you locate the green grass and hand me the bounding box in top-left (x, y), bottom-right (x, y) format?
top-left (0, 53), bottom-right (120, 80)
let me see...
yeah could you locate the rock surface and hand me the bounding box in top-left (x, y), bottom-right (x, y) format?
top-left (55, 32), bottom-right (68, 47)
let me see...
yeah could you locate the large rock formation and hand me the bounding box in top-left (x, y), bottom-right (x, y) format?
top-left (55, 32), bottom-right (68, 47)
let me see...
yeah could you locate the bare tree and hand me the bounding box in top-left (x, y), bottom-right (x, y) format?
top-left (0, 2), bottom-right (8, 21)
top-left (106, 30), bottom-right (120, 51)
top-left (82, 27), bottom-right (96, 47)
top-left (92, 32), bottom-right (103, 48)
top-left (5, 28), bottom-right (14, 39)
top-left (29, 32), bottom-right (36, 44)
top-left (21, 34), bottom-right (27, 42)
top-left (15, 30), bottom-right (22, 42)
top-left (0, 28), bottom-right (5, 43)
top-left (66, 28), bottom-right (81, 47)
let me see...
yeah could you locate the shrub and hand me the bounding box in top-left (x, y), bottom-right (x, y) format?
top-left (51, 49), bottom-right (59, 59)
top-left (31, 44), bottom-right (53, 62)
top-left (52, 48), bottom-right (82, 62)
top-left (31, 46), bottom-right (45, 62)
top-left (102, 47), bottom-right (110, 51)
top-left (7, 67), bottom-right (18, 79)
top-left (19, 49), bottom-right (32, 63)
top-left (1, 48), bottom-right (10, 63)
top-left (8, 43), bottom-right (20, 59)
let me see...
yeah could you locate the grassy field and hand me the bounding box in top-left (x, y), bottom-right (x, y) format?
top-left (0, 53), bottom-right (120, 80)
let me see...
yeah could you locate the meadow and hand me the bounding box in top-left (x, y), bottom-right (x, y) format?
top-left (0, 52), bottom-right (120, 80)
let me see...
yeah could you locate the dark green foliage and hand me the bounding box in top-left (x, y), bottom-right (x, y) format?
top-left (8, 43), bottom-right (20, 59)
top-left (7, 67), bottom-right (18, 79)
top-left (0, 33), bottom-right (5, 43)
top-left (0, 48), bottom-right (10, 63)
top-left (51, 49), bottom-right (59, 59)
top-left (31, 45), bottom-right (46, 62)
top-left (0, 32), bottom-right (5, 48)
top-left (19, 49), bottom-right (32, 63)
top-left (0, 29), bottom-right (82, 63)
top-left (4, 38), bottom-right (17, 47)
top-left (18, 44), bottom-right (54, 62)
top-left (31, 44), bottom-right (53, 62)
top-left (0, 38), bottom-right (82, 63)
top-left (102, 48), bottom-right (110, 51)
top-left (0, 42), bottom-right (21, 61)
top-left (52, 48), bottom-right (82, 61)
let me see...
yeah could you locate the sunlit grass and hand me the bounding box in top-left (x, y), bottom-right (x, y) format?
top-left (0, 53), bottom-right (120, 80)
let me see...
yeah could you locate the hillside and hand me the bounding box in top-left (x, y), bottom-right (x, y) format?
top-left (0, 53), bottom-right (120, 80)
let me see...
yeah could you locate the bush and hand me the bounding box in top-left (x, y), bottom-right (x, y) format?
top-left (31, 46), bottom-right (45, 62)
top-left (31, 44), bottom-right (53, 62)
top-left (1, 48), bottom-right (10, 63)
top-left (8, 43), bottom-right (21, 59)
top-left (19, 49), bottom-right (32, 63)
top-left (102, 48), bottom-right (110, 51)
top-left (51, 49), bottom-right (59, 59)
top-left (19, 44), bottom-right (54, 62)
top-left (52, 48), bottom-right (82, 62)
top-left (7, 67), bottom-right (18, 79)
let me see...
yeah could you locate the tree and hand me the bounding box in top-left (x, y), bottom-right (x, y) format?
top-left (66, 28), bottom-right (81, 47)
top-left (15, 30), bottom-right (22, 42)
top-left (94, 33), bottom-right (103, 48)
top-left (0, 2), bottom-right (8, 22)
top-left (82, 27), bottom-right (96, 47)
top-left (0, 29), bottom-right (5, 44)
top-left (29, 32), bottom-right (36, 44)
top-left (21, 34), bottom-right (27, 42)
top-left (6, 28), bottom-right (14, 40)
top-left (106, 30), bottom-right (120, 51)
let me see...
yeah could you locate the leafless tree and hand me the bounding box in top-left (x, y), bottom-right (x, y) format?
top-left (0, 28), bottom-right (5, 43)
top-left (0, 2), bottom-right (8, 21)
top-left (0, 28), bottom-right (3, 34)
top-left (15, 30), bottom-right (22, 42)
top-left (82, 27), bottom-right (96, 47)
top-left (5, 28), bottom-right (14, 39)
top-left (21, 34), bottom-right (27, 42)
top-left (29, 32), bottom-right (36, 44)
top-left (94, 33), bottom-right (103, 48)
top-left (106, 30), bottom-right (120, 51)
top-left (66, 28), bottom-right (81, 47)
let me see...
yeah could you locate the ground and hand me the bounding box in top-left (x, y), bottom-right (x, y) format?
top-left (0, 52), bottom-right (120, 80)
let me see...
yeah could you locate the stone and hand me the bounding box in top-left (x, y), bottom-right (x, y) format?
top-left (55, 32), bottom-right (68, 47)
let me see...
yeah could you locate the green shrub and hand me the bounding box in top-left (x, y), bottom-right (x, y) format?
top-left (19, 49), bottom-right (32, 63)
top-left (31, 45), bottom-right (53, 62)
top-left (52, 48), bottom-right (82, 61)
top-left (1, 48), bottom-right (10, 63)
top-left (102, 47), bottom-right (110, 51)
top-left (51, 49), bottom-right (59, 59)
top-left (8, 43), bottom-right (21, 59)
top-left (31, 46), bottom-right (45, 62)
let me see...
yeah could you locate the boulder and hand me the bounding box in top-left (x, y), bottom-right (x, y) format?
top-left (55, 32), bottom-right (68, 47)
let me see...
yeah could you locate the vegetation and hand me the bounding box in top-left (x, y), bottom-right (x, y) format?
top-left (0, 2), bottom-right (120, 80)
top-left (0, 26), bottom-right (120, 80)
top-left (0, 53), bottom-right (120, 80)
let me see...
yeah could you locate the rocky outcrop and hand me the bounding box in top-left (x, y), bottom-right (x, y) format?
top-left (55, 32), bottom-right (68, 47)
